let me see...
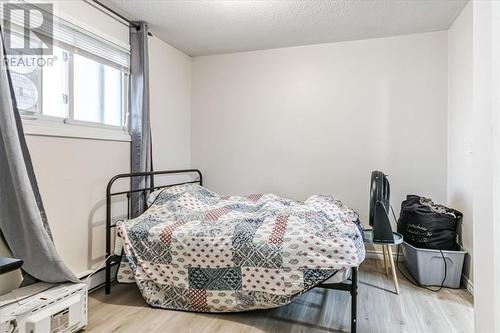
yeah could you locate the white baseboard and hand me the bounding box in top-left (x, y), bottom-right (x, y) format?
top-left (365, 249), bottom-right (405, 261)
top-left (79, 263), bottom-right (119, 292)
top-left (461, 274), bottom-right (474, 295)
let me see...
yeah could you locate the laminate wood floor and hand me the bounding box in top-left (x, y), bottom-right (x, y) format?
top-left (86, 259), bottom-right (473, 333)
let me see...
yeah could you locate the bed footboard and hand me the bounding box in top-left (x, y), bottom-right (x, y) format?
top-left (105, 169), bottom-right (202, 295)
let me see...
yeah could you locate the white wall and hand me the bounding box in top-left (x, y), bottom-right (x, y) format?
top-left (472, 1), bottom-right (500, 331)
top-left (149, 36), bottom-right (192, 170)
top-left (54, 0), bottom-right (129, 48)
top-left (25, 136), bottom-right (130, 274)
top-left (447, 2), bottom-right (473, 283)
top-left (192, 32), bottom-right (448, 225)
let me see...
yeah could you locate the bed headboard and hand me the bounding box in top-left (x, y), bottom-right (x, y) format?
top-left (104, 169), bottom-right (202, 294)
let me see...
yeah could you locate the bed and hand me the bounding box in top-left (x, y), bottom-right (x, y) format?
top-left (105, 169), bottom-right (364, 333)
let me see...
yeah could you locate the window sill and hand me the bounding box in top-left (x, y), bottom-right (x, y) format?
top-left (22, 118), bottom-right (131, 142)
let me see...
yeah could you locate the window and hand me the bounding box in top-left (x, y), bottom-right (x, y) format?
top-left (73, 54), bottom-right (124, 127)
top-left (5, 5), bottom-right (130, 140)
top-left (11, 43), bottom-right (128, 129)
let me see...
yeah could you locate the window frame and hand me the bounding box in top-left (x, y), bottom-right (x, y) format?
top-left (64, 51), bottom-right (130, 131)
top-left (16, 41), bottom-right (130, 142)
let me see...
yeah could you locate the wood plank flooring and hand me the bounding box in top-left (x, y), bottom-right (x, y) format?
top-left (86, 259), bottom-right (473, 333)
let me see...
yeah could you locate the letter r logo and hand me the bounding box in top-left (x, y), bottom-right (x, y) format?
top-left (3, 3), bottom-right (53, 55)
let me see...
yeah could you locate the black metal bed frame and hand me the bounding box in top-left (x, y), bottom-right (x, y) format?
top-left (105, 169), bottom-right (358, 333)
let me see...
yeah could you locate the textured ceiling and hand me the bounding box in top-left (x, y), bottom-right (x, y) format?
top-left (99, 0), bottom-right (467, 56)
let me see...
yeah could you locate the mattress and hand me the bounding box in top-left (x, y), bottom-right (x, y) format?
top-left (116, 184), bottom-right (364, 312)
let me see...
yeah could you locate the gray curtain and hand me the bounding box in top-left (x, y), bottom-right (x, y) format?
top-left (0, 28), bottom-right (78, 283)
top-left (129, 22), bottom-right (153, 218)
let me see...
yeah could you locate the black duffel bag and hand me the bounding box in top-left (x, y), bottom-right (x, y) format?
top-left (397, 195), bottom-right (462, 251)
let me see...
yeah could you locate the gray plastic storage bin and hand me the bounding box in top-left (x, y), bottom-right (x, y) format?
top-left (402, 241), bottom-right (465, 288)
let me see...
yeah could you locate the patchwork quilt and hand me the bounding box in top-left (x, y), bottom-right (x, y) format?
top-left (116, 184), bottom-right (365, 312)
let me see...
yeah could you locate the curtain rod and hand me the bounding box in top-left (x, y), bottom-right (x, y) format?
top-left (90, 0), bottom-right (153, 36)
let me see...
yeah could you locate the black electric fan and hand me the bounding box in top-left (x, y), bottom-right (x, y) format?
top-left (369, 170), bottom-right (395, 243)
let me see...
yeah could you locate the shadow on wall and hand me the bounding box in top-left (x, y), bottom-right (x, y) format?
top-left (87, 197), bottom-right (128, 271)
top-left (87, 199), bottom-right (105, 270)
top-left (447, 191), bottom-right (473, 281)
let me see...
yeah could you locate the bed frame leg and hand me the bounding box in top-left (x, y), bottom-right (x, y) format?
top-left (350, 266), bottom-right (358, 333)
top-left (105, 257), bottom-right (111, 294)
top-left (105, 183), bottom-right (112, 295)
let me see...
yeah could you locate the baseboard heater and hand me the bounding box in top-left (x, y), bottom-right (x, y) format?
top-left (0, 283), bottom-right (87, 333)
